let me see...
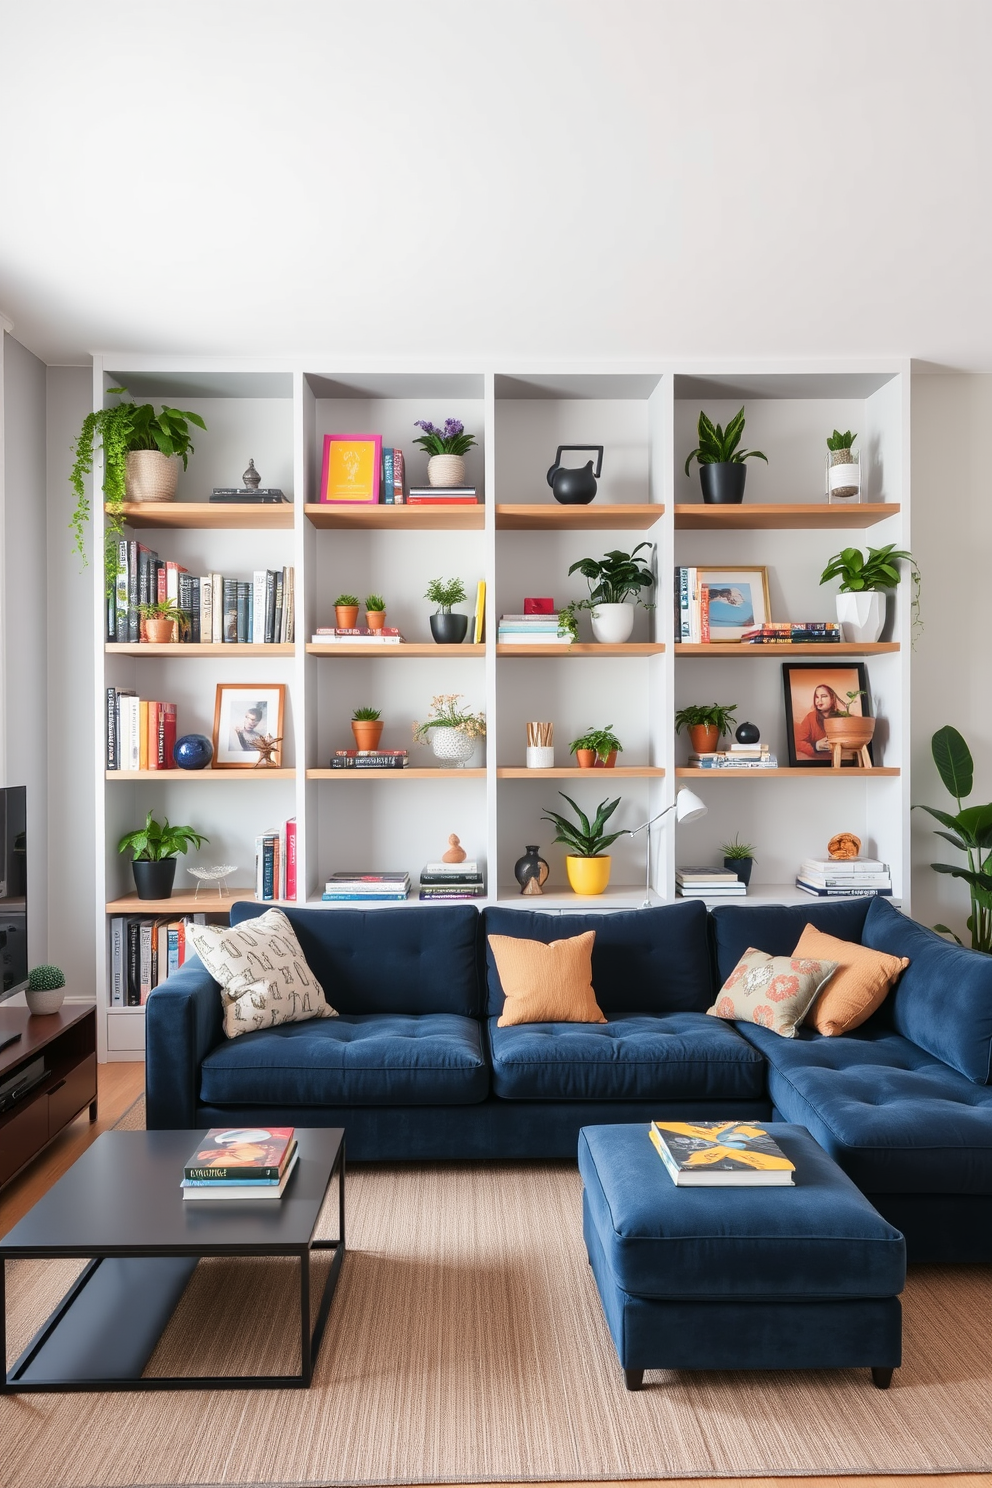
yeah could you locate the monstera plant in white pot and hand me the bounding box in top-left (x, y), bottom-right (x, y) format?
top-left (568, 543), bottom-right (655, 643)
top-left (819, 543), bottom-right (920, 644)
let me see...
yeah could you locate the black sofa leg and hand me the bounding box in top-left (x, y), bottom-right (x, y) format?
top-left (624, 1367), bottom-right (644, 1391)
top-left (871, 1366), bottom-right (893, 1389)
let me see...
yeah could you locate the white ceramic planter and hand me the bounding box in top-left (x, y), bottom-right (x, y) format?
top-left (126, 449), bottom-right (180, 502)
top-left (526, 746), bottom-right (555, 769)
top-left (427, 453), bottom-right (466, 488)
top-left (826, 450), bottom-right (861, 500)
top-left (25, 987), bottom-right (65, 1015)
top-left (590, 603), bottom-right (634, 644)
top-left (836, 591), bottom-right (885, 644)
top-left (431, 727), bottom-right (477, 766)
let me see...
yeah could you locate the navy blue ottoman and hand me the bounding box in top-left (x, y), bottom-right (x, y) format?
top-left (579, 1123), bottom-right (905, 1391)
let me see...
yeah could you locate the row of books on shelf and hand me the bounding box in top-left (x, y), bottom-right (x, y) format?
top-left (106, 691), bottom-right (176, 770)
top-left (676, 868), bottom-right (747, 899)
top-left (688, 746), bottom-right (779, 769)
top-left (109, 913), bottom-right (206, 1005)
top-left (496, 614), bottom-right (571, 645)
top-left (255, 819), bottom-right (298, 901)
top-left (741, 623), bottom-right (841, 645)
top-left (321, 862), bottom-right (484, 902)
top-left (108, 541), bottom-right (295, 644)
top-left (181, 1127), bottom-right (298, 1201)
top-left (674, 567), bottom-right (839, 645)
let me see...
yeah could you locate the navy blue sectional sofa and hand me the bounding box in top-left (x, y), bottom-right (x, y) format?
top-left (144, 896), bottom-right (992, 1262)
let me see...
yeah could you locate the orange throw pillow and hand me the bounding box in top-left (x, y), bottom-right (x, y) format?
top-left (795, 923), bottom-right (909, 1036)
top-left (489, 931), bottom-right (606, 1027)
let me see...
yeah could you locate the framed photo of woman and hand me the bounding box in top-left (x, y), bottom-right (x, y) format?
top-left (782, 663), bottom-right (871, 767)
top-left (212, 684), bottom-right (286, 768)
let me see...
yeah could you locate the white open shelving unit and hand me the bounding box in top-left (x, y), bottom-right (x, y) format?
top-left (91, 358), bottom-right (910, 1057)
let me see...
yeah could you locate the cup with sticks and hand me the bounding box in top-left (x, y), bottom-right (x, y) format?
top-left (526, 721), bottom-right (555, 769)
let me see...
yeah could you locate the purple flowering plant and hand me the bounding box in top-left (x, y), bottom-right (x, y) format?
top-left (412, 417), bottom-right (477, 457)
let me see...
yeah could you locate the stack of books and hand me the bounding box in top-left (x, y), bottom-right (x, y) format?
top-left (796, 857), bottom-right (892, 898)
top-left (181, 1127), bottom-right (299, 1202)
top-left (419, 860), bottom-right (485, 901)
top-left (106, 691), bottom-right (177, 770)
top-left (688, 746), bottom-right (779, 769)
top-left (311, 627), bottom-right (405, 645)
top-left (407, 485), bottom-right (478, 506)
top-left (741, 622), bottom-right (840, 644)
top-left (209, 487), bottom-right (287, 504)
top-left (254, 817), bottom-right (298, 900)
top-left (496, 613), bottom-right (571, 645)
top-left (330, 749), bottom-right (409, 770)
top-left (322, 872), bottom-right (411, 901)
top-left (675, 868), bottom-right (747, 899)
top-left (649, 1121), bottom-right (795, 1187)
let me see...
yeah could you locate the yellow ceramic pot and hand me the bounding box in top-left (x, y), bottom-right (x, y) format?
top-left (566, 855), bottom-right (612, 895)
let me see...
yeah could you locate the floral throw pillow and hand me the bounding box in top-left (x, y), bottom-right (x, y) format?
top-left (186, 907), bottom-right (337, 1039)
top-left (707, 946), bottom-right (838, 1039)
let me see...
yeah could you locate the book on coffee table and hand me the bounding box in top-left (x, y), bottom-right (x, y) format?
top-left (181, 1145), bottom-right (299, 1201)
top-left (649, 1120), bottom-right (795, 1186)
top-left (183, 1126), bottom-right (296, 1181)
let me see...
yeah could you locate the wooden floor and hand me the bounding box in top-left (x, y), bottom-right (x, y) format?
top-left (0, 1064), bottom-right (985, 1488)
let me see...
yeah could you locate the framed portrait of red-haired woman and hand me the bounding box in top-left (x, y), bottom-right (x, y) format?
top-left (782, 662), bottom-right (871, 767)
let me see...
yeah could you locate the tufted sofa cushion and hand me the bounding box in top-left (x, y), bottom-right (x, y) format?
top-left (488, 1011), bottom-right (766, 1102)
top-left (199, 1013), bottom-right (489, 1106)
top-left (709, 899), bottom-right (873, 985)
top-left (735, 1021), bottom-right (992, 1193)
top-left (229, 901), bottom-right (483, 1016)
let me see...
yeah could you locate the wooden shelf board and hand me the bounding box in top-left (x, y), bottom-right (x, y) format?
top-left (107, 643), bottom-right (295, 656)
top-left (113, 502), bottom-right (294, 530)
top-left (675, 766), bottom-right (901, 778)
top-left (106, 769), bottom-right (295, 781)
top-left (305, 503), bottom-right (484, 530)
top-left (106, 888), bottom-right (257, 914)
top-left (675, 642), bottom-right (900, 657)
top-left (674, 502), bottom-right (900, 530)
top-left (306, 643), bottom-right (484, 656)
top-left (307, 767), bottom-right (485, 780)
top-left (497, 766), bottom-right (665, 778)
top-left (497, 642), bottom-right (664, 657)
top-left (496, 503), bottom-right (664, 531)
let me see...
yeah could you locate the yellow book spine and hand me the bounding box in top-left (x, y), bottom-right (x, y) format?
top-left (474, 579), bottom-right (486, 644)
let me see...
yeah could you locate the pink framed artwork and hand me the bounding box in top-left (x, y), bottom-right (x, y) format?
top-left (319, 434), bottom-right (382, 504)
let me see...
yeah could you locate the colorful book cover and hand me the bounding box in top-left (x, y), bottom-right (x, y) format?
top-left (319, 433), bottom-right (382, 504)
top-left (393, 447), bottom-right (405, 503)
top-left (382, 446), bottom-right (394, 504)
top-left (184, 1127), bottom-right (296, 1181)
top-left (650, 1121), bottom-right (795, 1186)
top-left (474, 579), bottom-right (486, 644)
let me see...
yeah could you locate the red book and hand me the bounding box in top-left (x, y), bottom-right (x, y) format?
top-left (159, 702), bottom-right (177, 769)
top-left (157, 567), bottom-right (167, 603)
top-left (285, 818), bottom-right (297, 901)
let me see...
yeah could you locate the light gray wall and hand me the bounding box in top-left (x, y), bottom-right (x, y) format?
top-left (1, 332), bottom-right (49, 980)
top-left (45, 366), bottom-right (96, 998)
top-left (909, 374), bottom-right (992, 941)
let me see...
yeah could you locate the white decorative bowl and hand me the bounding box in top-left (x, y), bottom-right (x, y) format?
top-left (25, 987), bottom-right (65, 1015)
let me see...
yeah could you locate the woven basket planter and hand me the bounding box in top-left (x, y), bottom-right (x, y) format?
top-left (126, 450), bottom-right (180, 502)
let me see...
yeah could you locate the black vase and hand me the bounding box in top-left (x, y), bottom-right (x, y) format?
top-left (724, 856), bottom-right (753, 887)
top-left (132, 858), bottom-right (177, 901)
top-left (514, 845), bottom-right (549, 895)
top-left (700, 463), bottom-right (747, 504)
top-left (430, 612), bottom-right (469, 644)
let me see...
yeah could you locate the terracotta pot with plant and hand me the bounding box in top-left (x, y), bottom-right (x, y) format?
top-left (675, 703), bottom-right (738, 758)
top-left (351, 707), bottom-right (384, 750)
top-left (822, 690), bottom-right (876, 766)
top-left (334, 593), bottom-right (360, 629)
top-left (136, 597), bottom-right (190, 644)
top-left (541, 792), bottom-right (625, 896)
top-left (365, 593), bottom-right (386, 631)
top-left (570, 726), bottom-right (623, 770)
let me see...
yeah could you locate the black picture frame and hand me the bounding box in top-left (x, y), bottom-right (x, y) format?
top-left (782, 662), bottom-right (872, 767)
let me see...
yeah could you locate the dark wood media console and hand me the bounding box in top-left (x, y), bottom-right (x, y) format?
top-left (0, 1005), bottom-right (97, 1189)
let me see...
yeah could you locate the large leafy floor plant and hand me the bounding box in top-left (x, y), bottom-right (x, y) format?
top-left (914, 725), bottom-right (992, 952)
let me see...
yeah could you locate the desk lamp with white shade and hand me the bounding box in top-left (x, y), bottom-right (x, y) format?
top-left (625, 787), bottom-right (708, 907)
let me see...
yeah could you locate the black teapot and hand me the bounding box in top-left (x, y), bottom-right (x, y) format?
top-left (546, 445), bottom-right (603, 505)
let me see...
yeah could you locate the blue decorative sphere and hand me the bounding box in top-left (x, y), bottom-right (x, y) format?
top-left (174, 733), bottom-right (213, 770)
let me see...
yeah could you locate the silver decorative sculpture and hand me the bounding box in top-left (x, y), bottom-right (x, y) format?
top-left (242, 459), bottom-right (261, 491)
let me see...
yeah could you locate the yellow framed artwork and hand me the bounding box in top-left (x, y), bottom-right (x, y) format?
top-left (319, 434), bottom-right (383, 504)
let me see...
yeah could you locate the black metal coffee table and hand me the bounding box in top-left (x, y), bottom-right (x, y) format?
top-left (1, 1127), bottom-right (344, 1392)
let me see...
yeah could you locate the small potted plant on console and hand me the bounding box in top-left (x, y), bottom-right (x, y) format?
top-left (118, 812), bottom-right (209, 900)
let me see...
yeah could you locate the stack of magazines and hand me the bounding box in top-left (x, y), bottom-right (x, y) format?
top-left (181, 1127), bottom-right (299, 1201)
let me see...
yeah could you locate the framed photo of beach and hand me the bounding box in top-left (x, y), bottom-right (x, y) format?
top-left (319, 434), bottom-right (382, 504)
top-left (782, 662), bottom-right (871, 768)
top-left (696, 566), bottom-right (770, 643)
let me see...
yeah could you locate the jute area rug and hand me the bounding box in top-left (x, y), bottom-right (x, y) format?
top-left (2, 1098), bottom-right (991, 1488)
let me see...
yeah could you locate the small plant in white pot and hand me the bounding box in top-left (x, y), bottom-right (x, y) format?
top-left (413, 694), bottom-right (486, 767)
top-left (568, 544), bottom-right (655, 643)
top-left (819, 543), bottom-right (920, 644)
top-left (25, 965), bottom-right (66, 1016)
top-left (825, 428), bottom-right (861, 501)
top-left (413, 418), bottom-right (477, 488)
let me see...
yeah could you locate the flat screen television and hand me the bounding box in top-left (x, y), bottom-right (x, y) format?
top-left (0, 785), bottom-right (28, 1003)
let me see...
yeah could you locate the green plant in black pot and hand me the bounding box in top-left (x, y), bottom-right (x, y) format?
top-left (118, 812), bottom-right (209, 902)
top-left (425, 576), bottom-right (469, 644)
top-left (684, 407), bottom-right (767, 505)
top-left (913, 725), bottom-right (992, 952)
top-left (721, 833), bottom-right (756, 887)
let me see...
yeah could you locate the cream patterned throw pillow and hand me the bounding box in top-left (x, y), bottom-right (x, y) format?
top-left (187, 908), bottom-right (337, 1039)
top-left (707, 946), bottom-right (838, 1039)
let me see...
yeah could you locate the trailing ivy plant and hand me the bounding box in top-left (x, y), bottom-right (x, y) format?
top-left (69, 389), bottom-right (206, 593)
top-left (914, 725), bottom-right (992, 953)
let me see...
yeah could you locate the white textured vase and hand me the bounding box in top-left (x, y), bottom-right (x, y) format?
top-left (590, 603), bottom-right (634, 644)
top-left (427, 453), bottom-right (466, 488)
top-left (126, 449), bottom-right (180, 502)
top-left (526, 746), bottom-right (555, 769)
top-left (431, 727), bottom-right (476, 766)
top-left (836, 591), bottom-right (885, 644)
top-left (25, 987), bottom-right (65, 1015)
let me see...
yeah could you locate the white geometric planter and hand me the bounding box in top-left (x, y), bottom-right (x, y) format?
top-left (590, 603), bottom-right (634, 644)
top-left (836, 591), bottom-right (885, 644)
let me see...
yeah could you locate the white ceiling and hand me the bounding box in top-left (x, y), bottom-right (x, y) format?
top-left (2, 0), bottom-right (991, 369)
